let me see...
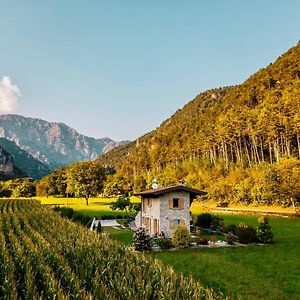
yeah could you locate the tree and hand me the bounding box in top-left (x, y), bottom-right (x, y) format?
top-left (110, 195), bottom-right (132, 218)
top-left (0, 181), bottom-right (12, 197)
top-left (256, 216), bottom-right (273, 243)
top-left (103, 178), bottom-right (125, 197)
top-left (67, 162), bottom-right (106, 205)
top-left (277, 157), bottom-right (300, 209)
top-left (36, 168), bottom-right (67, 197)
top-left (133, 175), bottom-right (147, 192)
top-left (10, 179), bottom-right (36, 198)
top-left (36, 175), bottom-right (52, 197)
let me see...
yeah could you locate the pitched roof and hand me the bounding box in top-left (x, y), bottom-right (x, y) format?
top-left (134, 184), bottom-right (207, 198)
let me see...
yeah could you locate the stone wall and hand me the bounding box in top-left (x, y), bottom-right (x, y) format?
top-left (160, 191), bottom-right (191, 237)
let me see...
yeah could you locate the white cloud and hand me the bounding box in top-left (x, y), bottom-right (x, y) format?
top-left (0, 76), bottom-right (21, 113)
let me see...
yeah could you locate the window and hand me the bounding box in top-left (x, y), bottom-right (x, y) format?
top-left (143, 198), bottom-right (152, 210)
top-left (173, 219), bottom-right (180, 227)
top-left (173, 198), bottom-right (179, 208)
top-left (169, 197), bottom-right (185, 209)
top-left (169, 219), bottom-right (184, 229)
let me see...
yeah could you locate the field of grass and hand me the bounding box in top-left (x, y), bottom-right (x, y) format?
top-left (151, 215), bottom-right (300, 300)
top-left (190, 199), bottom-right (297, 215)
top-left (103, 226), bottom-right (134, 246)
top-left (37, 196), bottom-right (140, 218)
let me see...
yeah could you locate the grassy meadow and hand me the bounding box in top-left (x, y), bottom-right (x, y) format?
top-left (37, 196), bottom-right (140, 218)
top-left (151, 215), bottom-right (300, 300)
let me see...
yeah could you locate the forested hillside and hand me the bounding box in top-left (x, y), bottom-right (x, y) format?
top-left (96, 42), bottom-right (300, 206)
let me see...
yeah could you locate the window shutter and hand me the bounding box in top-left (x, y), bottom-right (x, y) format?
top-left (180, 219), bottom-right (185, 226)
top-left (169, 198), bottom-right (173, 209)
top-left (179, 198), bottom-right (184, 209)
top-left (169, 220), bottom-right (173, 229)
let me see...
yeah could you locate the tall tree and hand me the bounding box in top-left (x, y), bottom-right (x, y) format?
top-left (67, 162), bottom-right (106, 205)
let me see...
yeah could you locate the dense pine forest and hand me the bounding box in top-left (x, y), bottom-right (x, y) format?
top-left (32, 42), bottom-right (300, 208)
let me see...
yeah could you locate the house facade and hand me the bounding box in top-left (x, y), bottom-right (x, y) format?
top-left (135, 185), bottom-right (206, 237)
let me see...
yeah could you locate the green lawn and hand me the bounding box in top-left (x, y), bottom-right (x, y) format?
top-left (94, 213), bottom-right (300, 299)
top-left (103, 226), bottom-right (134, 246)
top-left (151, 215), bottom-right (300, 300)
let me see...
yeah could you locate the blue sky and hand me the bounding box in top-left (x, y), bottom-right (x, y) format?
top-left (0, 1), bottom-right (299, 141)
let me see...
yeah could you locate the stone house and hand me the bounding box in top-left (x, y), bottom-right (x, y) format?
top-left (134, 185), bottom-right (206, 237)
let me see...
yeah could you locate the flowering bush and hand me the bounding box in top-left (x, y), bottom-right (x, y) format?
top-left (235, 223), bottom-right (258, 244)
top-left (133, 227), bottom-right (152, 251)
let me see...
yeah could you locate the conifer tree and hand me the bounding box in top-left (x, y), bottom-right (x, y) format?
top-left (257, 216), bottom-right (273, 243)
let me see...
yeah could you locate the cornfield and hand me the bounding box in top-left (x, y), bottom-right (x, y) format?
top-left (0, 200), bottom-right (226, 299)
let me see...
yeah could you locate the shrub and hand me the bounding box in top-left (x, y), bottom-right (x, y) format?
top-left (198, 238), bottom-right (209, 245)
top-left (194, 228), bottom-right (202, 244)
top-left (72, 213), bottom-right (90, 225)
top-left (211, 215), bottom-right (224, 231)
top-left (210, 234), bottom-right (218, 242)
top-left (154, 231), bottom-right (174, 249)
top-left (224, 224), bottom-right (237, 234)
top-left (132, 228), bottom-right (152, 251)
top-left (225, 232), bottom-right (238, 245)
top-left (53, 206), bottom-right (74, 219)
top-left (257, 216), bottom-right (273, 243)
top-left (217, 201), bottom-right (229, 207)
top-left (155, 237), bottom-right (173, 249)
top-left (96, 221), bottom-right (102, 233)
top-left (235, 223), bottom-right (258, 244)
top-left (100, 214), bottom-right (116, 220)
top-left (0, 189), bottom-right (12, 197)
top-left (172, 225), bottom-right (191, 249)
top-left (194, 213), bottom-right (212, 228)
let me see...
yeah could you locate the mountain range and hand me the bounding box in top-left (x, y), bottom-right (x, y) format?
top-left (0, 115), bottom-right (128, 179)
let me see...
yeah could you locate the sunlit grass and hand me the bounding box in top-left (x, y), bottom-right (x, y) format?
top-left (35, 196), bottom-right (141, 218)
top-left (190, 199), bottom-right (297, 216)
